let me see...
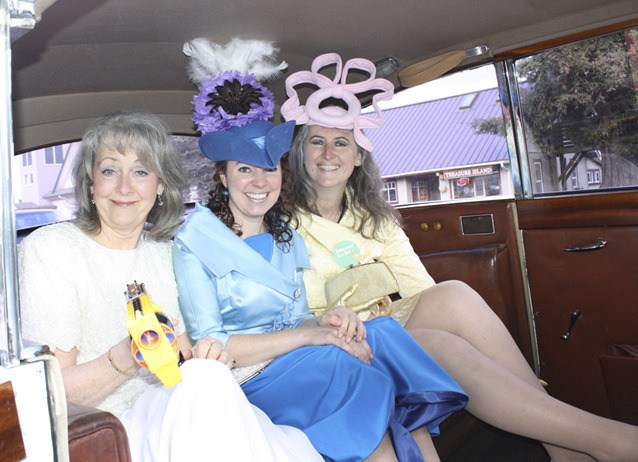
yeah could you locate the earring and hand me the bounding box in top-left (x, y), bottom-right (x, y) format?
top-left (90, 195), bottom-right (95, 205)
top-left (222, 189), bottom-right (229, 198)
top-left (157, 194), bottom-right (164, 206)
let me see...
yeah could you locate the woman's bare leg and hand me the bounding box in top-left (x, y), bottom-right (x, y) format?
top-left (365, 432), bottom-right (398, 462)
top-left (412, 427), bottom-right (440, 462)
top-left (365, 429), bottom-right (438, 462)
top-left (404, 281), bottom-right (541, 384)
top-left (405, 280), bottom-right (583, 460)
top-left (405, 280), bottom-right (592, 460)
top-left (407, 325), bottom-right (638, 461)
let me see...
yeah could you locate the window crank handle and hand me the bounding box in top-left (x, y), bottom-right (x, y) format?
top-left (561, 310), bottom-right (582, 341)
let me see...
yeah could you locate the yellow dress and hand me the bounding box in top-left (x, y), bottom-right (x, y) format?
top-left (296, 206), bottom-right (435, 325)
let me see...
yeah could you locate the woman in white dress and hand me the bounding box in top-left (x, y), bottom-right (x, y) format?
top-left (18, 110), bottom-right (322, 462)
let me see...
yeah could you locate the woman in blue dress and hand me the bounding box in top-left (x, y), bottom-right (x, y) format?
top-left (172, 120), bottom-right (467, 462)
top-left (174, 38), bottom-right (467, 461)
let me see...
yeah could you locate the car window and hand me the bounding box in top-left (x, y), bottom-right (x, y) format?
top-left (15, 210), bottom-right (63, 231)
top-left (13, 142), bottom-right (78, 226)
top-left (368, 64), bottom-right (510, 206)
top-left (512, 26), bottom-right (638, 196)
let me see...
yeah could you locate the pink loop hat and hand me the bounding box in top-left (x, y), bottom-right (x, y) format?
top-left (280, 53), bottom-right (394, 152)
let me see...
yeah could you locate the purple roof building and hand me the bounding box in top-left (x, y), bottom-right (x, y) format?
top-left (366, 87), bottom-right (513, 205)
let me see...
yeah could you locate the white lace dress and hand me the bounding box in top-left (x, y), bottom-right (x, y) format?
top-left (18, 222), bottom-right (321, 462)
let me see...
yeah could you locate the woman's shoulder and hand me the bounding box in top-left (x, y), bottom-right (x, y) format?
top-left (293, 209), bottom-right (332, 232)
top-left (20, 221), bottom-right (84, 251)
top-left (18, 222), bottom-right (86, 271)
top-left (175, 203), bottom-right (219, 236)
top-left (377, 215), bottom-right (403, 232)
top-left (25, 220), bottom-right (80, 237)
top-left (276, 226), bottom-right (310, 268)
top-left (369, 216), bottom-right (405, 244)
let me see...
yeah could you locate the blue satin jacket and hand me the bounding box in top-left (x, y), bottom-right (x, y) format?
top-left (172, 203), bottom-right (312, 345)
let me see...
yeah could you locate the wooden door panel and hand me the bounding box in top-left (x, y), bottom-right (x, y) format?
top-left (0, 381), bottom-right (26, 462)
top-left (523, 225), bottom-right (638, 418)
top-left (518, 193), bottom-right (638, 423)
top-left (400, 200), bottom-right (532, 361)
top-left (419, 244), bottom-right (518, 336)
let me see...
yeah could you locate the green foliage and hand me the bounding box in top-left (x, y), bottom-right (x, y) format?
top-left (517, 30), bottom-right (638, 161)
top-left (471, 117), bottom-right (506, 136)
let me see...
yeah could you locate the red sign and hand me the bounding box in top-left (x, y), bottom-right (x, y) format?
top-left (456, 178), bottom-right (470, 186)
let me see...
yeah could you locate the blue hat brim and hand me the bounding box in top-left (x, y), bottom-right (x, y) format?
top-left (198, 120), bottom-right (296, 169)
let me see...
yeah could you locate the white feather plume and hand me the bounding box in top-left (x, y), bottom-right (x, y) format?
top-left (183, 37), bottom-right (288, 85)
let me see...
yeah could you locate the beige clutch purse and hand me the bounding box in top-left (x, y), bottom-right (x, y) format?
top-left (323, 261), bottom-right (400, 320)
top-left (232, 359), bottom-right (272, 385)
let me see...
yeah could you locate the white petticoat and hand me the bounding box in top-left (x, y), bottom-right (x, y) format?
top-left (120, 359), bottom-right (322, 462)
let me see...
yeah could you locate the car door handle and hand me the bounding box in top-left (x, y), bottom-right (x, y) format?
top-left (564, 238), bottom-right (607, 252)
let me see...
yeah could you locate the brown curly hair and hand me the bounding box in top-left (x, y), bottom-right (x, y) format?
top-left (206, 157), bottom-right (295, 248)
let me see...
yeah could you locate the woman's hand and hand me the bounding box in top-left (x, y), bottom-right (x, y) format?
top-left (55, 337), bottom-right (139, 407)
top-left (184, 336), bottom-right (236, 369)
top-left (304, 325), bottom-right (373, 364)
top-left (319, 306), bottom-right (366, 343)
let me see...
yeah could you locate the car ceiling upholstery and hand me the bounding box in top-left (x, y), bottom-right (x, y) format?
top-left (10, 0), bottom-right (637, 151)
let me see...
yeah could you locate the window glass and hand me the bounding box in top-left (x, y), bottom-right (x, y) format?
top-left (382, 180), bottom-right (398, 203)
top-left (533, 161), bottom-right (544, 193)
top-left (514, 27), bottom-right (638, 195)
top-left (459, 93), bottom-right (478, 109)
top-left (369, 64), bottom-right (512, 207)
top-left (172, 136), bottom-right (214, 203)
top-left (587, 169), bottom-right (601, 185)
top-left (450, 171), bottom-right (501, 199)
top-left (44, 145), bottom-right (65, 165)
top-left (21, 152), bottom-right (32, 166)
top-left (14, 143), bottom-right (79, 229)
top-left (411, 177), bottom-right (429, 202)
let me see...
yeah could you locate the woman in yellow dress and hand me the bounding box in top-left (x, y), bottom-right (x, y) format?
top-left (282, 52), bottom-right (638, 462)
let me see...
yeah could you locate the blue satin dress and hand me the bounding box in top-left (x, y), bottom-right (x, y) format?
top-left (173, 204), bottom-right (468, 462)
top-left (242, 316), bottom-right (467, 462)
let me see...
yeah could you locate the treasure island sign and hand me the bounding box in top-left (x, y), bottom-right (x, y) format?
top-left (442, 165), bottom-right (494, 180)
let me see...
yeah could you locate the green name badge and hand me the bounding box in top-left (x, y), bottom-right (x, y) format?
top-left (333, 240), bottom-right (361, 268)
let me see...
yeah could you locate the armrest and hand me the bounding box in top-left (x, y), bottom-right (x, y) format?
top-left (67, 402), bottom-right (131, 462)
top-left (0, 380), bottom-right (26, 462)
